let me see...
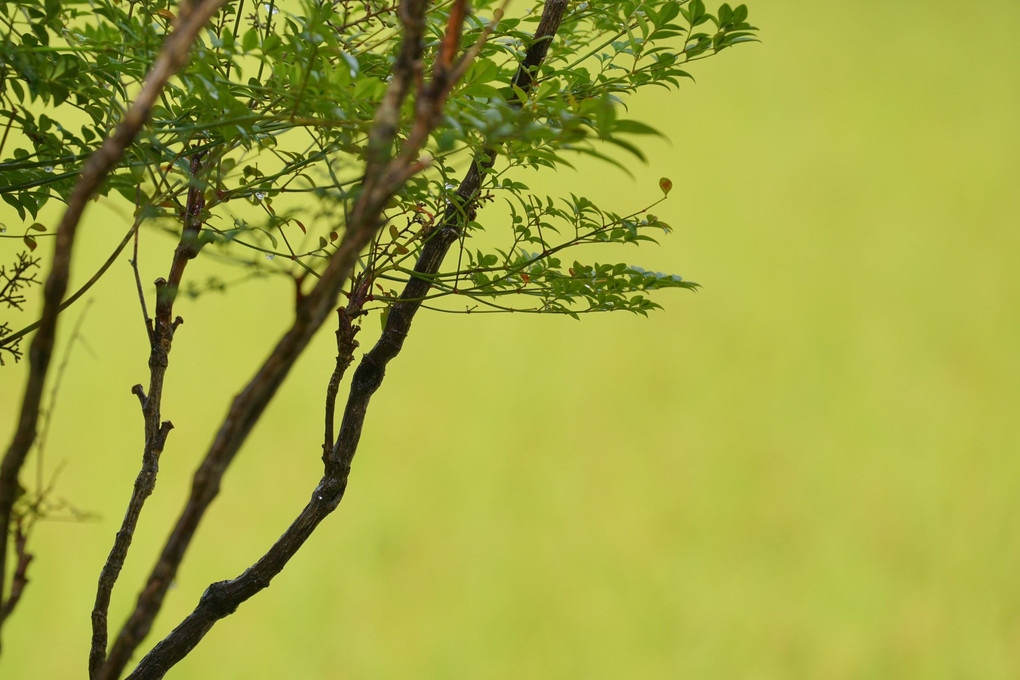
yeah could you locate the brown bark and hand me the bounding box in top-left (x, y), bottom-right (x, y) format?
top-left (123, 2), bottom-right (569, 677)
top-left (0, 0), bottom-right (231, 653)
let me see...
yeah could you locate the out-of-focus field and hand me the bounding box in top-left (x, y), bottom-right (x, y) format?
top-left (3, 1), bottom-right (1019, 677)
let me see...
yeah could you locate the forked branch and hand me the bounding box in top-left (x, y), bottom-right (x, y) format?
top-left (121, 2), bottom-right (568, 678)
top-left (89, 151), bottom-right (210, 679)
top-left (100, 2), bottom-right (476, 677)
top-left (0, 0), bottom-right (231, 652)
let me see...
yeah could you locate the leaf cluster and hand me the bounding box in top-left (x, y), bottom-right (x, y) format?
top-left (0, 0), bottom-right (757, 325)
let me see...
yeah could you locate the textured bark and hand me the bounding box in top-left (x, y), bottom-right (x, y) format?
top-left (0, 0), bottom-right (231, 654)
top-left (123, 2), bottom-right (569, 677)
top-left (89, 151), bottom-right (208, 679)
top-left (99, 3), bottom-right (436, 678)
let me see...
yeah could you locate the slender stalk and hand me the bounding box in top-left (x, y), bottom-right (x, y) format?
top-left (88, 151), bottom-right (209, 679)
top-left (0, 0), bottom-right (231, 653)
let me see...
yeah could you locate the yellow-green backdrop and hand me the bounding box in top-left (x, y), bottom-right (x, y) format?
top-left (2, 1), bottom-right (1019, 677)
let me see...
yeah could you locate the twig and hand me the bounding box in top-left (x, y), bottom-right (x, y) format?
top-left (0, 301), bottom-right (91, 623)
top-left (0, 218), bottom-right (140, 355)
top-left (0, 253), bottom-right (41, 365)
top-left (35, 301), bottom-right (94, 494)
top-left (131, 227), bottom-right (155, 346)
top-left (0, 0), bottom-right (231, 653)
top-left (0, 252), bottom-right (40, 311)
top-left (17, 301), bottom-right (88, 593)
top-left (89, 151), bottom-right (209, 679)
top-left (323, 305), bottom-right (363, 455)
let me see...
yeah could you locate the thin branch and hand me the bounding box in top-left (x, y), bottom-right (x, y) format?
top-left (0, 252), bottom-right (40, 311)
top-left (323, 304), bottom-right (363, 455)
top-left (88, 151), bottom-right (209, 679)
top-left (34, 301), bottom-right (94, 493)
top-left (131, 227), bottom-right (155, 346)
top-left (0, 300), bottom-right (91, 622)
top-left (121, 3), bottom-right (568, 678)
top-left (0, 0), bottom-right (231, 653)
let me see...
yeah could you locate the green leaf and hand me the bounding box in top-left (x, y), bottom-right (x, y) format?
top-left (242, 28), bottom-right (259, 52)
top-left (656, 3), bottom-right (681, 26)
top-left (718, 4), bottom-right (733, 26)
top-left (612, 119), bottom-right (664, 137)
top-left (604, 136), bottom-right (647, 163)
top-left (263, 33), bottom-right (283, 54)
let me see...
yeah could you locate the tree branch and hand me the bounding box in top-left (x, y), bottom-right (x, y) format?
top-left (0, 0), bottom-right (230, 654)
top-left (97, 2), bottom-right (437, 677)
top-left (120, 3), bottom-right (568, 677)
top-left (89, 151), bottom-right (209, 679)
top-left (323, 306), bottom-right (362, 456)
top-left (511, 0), bottom-right (567, 94)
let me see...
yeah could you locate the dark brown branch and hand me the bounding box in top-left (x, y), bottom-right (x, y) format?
top-left (88, 152), bottom-right (207, 679)
top-left (323, 305), bottom-right (363, 456)
top-left (121, 174), bottom-right (479, 678)
top-left (97, 3), bottom-right (436, 678)
top-left (121, 3), bottom-right (568, 677)
top-left (99, 221), bottom-right (385, 680)
top-left (510, 0), bottom-right (567, 94)
top-left (0, 0), bottom-right (230, 654)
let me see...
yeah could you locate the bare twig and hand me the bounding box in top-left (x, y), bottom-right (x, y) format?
top-left (89, 151), bottom-right (209, 679)
top-left (35, 301), bottom-right (94, 492)
top-left (0, 0), bottom-right (230, 653)
top-left (0, 252), bottom-right (40, 312)
top-left (121, 3), bottom-right (568, 677)
top-left (0, 301), bottom-right (91, 622)
top-left (0, 253), bottom-right (41, 365)
top-left (324, 305), bottom-right (363, 455)
top-left (131, 227), bottom-right (155, 346)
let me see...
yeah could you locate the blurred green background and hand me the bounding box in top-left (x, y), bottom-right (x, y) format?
top-left (3, 1), bottom-right (1020, 677)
